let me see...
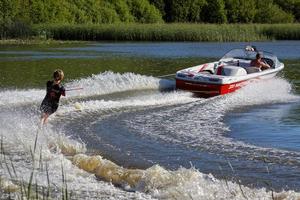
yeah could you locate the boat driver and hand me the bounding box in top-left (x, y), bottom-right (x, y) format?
top-left (250, 53), bottom-right (271, 71)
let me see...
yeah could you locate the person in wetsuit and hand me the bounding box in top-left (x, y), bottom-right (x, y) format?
top-left (40, 69), bottom-right (65, 124)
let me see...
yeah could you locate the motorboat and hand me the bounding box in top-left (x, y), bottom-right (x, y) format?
top-left (175, 46), bottom-right (284, 97)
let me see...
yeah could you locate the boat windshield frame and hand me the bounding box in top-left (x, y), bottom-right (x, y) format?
top-left (220, 48), bottom-right (278, 62)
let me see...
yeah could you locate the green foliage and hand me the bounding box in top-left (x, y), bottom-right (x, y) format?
top-left (165, 0), bottom-right (190, 22)
top-left (188, 0), bottom-right (207, 22)
top-left (0, 0), bottom-right (19, 38)
top-left (42, 0), bottom-right (73, 24)
top-left (67, 0), bottom-right (120, 24)
top-left (1, 0), bottom-right (300, 40)
top-left (149, 0), bottom-right (166, 19)
top-left (260, 24), bottom-right (300, 40)
top-left (202, 0), bottom-right (227, 23)
top-left (31, 23), bottom-right (263, 42)
top-left (254, 0), bottom-right (294, 23)
top-left (126, 0), bottom-right (163, 23)
top-left (111, 0), bottom-right (134, 23)
top-left (0, 0), bottom-right (162, 26)
top-left (0, 0), bottom-right (19, 22)
top-left (295, 1), bottom-right (300, 22)
top-left (225, 0), bottom-right (240, 23)
top-left (164, 0), bottom-right (206, 22)
top-left (29, 0), bottom-right (46, 24)
top-left (97, 1), bottom-right (120, 23)
top-left (274, 0), bottom-right (300, 22)
top-left (30, 23), bottom-right (300, 42)
top-left (225, 0), bottom-right (256, 23)
top-left (238, 0), bottom-right (256, 23)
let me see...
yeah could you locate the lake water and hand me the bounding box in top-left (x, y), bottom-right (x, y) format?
top-left (0, 41), bottom-right (300, 199)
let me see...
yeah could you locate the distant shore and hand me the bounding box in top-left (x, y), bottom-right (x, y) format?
top-left (1, 23), bottom-right (300, 43)
top-left (0, 39), bottom-right (86, 45)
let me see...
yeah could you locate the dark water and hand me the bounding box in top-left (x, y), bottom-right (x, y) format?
top-left (58, 41), bottom-right (300, 59)
top-left (1, 41), bottom-right (300, 196)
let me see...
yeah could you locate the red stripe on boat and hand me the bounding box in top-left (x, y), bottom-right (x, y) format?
top-left (175, 78), bottom-right (248, 98)
top-left (198, 63), bottom-right (208, 72)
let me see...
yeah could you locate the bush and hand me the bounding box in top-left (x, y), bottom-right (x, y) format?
top-left (274, 0), bottom-right (300, 22)
top-left (112, 0), bottom-right (134, 23)
top-left (202, 0), bottom-right (227, 23)
top-left (164, 0), bottom-right (206, 22)
top-left (127, 0), bottom-right (163, 23)
top-left (254, 1), bottom-right (294, 23)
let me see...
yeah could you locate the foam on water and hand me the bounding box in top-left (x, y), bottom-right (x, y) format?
top-left (1, 72), bottom-right (168, 107)
top-left (0, 89), bottom-right (44, 106)
top-left (0, 105), bottom-right (152, 199)
top-left (65, 71), bottom-right (170, 98)
top-left (1, 73), bottom-right (300, 199)
top-left (0, 177), bottom-right (19, 193)
top-left (73, 154), bottom-right (300, 200)
top-left (57, 91), bottom-right (197, 117)
top-left (123, 78), bottom-right (300, 165)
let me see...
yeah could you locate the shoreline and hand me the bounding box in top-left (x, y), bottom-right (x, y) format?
top-left (0, 39), bottom-right (87, 45)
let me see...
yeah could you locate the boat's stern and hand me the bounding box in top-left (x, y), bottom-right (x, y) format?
top-left (175, 70), bottom-right (224, 97)
top-left (175, 66), bottom-right (248, 97)
top-left (175, 78), bottom-right (222, 97)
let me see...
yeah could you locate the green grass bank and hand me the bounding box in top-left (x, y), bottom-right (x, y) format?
top-left (2, 23), bottom-right (300, 42)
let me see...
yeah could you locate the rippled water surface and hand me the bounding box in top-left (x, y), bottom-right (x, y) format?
top-left (1, 41), bottom-right (300, 199)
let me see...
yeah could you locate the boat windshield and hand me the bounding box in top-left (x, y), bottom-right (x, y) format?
top-left (220, 48), bottom-right (277, 61)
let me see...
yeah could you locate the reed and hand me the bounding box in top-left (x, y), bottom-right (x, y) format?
top-left (32, 23), bottom-right (300, 42)
top-left (0, 130), bottom-right (72, 200)
top-left (260, 24), bottom-right (300, 40)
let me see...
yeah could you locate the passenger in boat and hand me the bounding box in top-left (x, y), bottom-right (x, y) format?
top-left (250, 53), bottom-right (270, 71)
top-left (40, 69), bottom-right (65, 124)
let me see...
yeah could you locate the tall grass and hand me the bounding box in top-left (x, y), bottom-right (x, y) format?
top-left (0, 130), bottom-right (70, 200)
top-left (260, 24), bottom-right (300, 40)
top-left (31, 23), bottom-right (300, 42)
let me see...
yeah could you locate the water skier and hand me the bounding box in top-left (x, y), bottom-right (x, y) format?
top-left (40, 69), bottom-right (65, 124)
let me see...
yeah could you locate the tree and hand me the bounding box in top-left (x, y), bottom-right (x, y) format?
top-left (126, 0), bottom-right (163, 23)
top-left (225, 0), bottom-right (257, 23)
top-left (238, 0), bottom-right (256, 23)
top-left (163, 0), bottom-right (206, 22)
top-left (202, 0), bottom-right (227, 23)
top-left (254, 0), bottom-right (294, 23)
top-left (295, 1), bottom-right (300, 21)
top-left (111, 0), bottom-right (134, 23)
top-left (0, 0), bottom-right (19, 38)
top-left (225, 0), bottom-right (240, 23)
top-left (165, 0), bottom-right (191, 22)
top-left (188, 0), bottom-right (207, 22)
top-left (97, 1), bottom-right (120, 23)
top-left (0, 0), bottom-right (19, 23)
top-left (149, 0), bottom-right (166, 19)
top-left (274, 0), bottom-right (300, 22)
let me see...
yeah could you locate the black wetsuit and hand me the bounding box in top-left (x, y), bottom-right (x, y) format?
top-left (40, 81), bottom-right (65, 115)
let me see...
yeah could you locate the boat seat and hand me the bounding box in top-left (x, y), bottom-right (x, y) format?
top-left (244, 67), bottom-right (261, 74)
top-left (238, 61), bottom-right (251, 68)
top-left (216, 66), bottom-right (247, 76)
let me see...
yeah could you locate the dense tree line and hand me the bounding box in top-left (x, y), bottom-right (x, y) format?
top-left (0, 0), bottom-right (299, 30)
top-left (150, 0), bottom-right (299, 23)
top-left (0, 0), bottom-right (163, 25)
top-left (1, 0), bottom-right (299, 25)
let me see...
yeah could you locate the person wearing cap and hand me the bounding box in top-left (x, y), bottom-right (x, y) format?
top-left (40, 69), bottom-right (66, 124)
top-left (250, 53), bottom-right (271, 71)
